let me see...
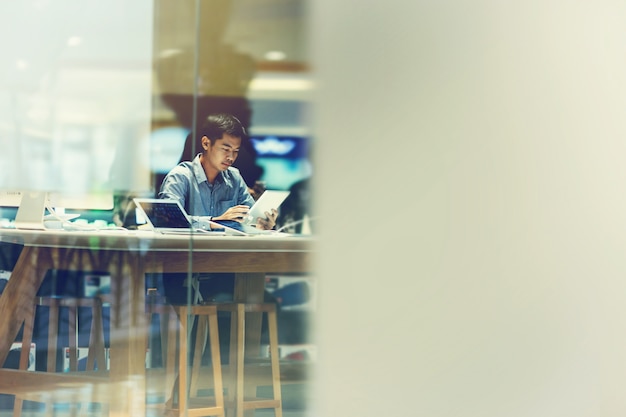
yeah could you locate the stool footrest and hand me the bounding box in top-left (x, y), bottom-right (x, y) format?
top-left (211, 302), bottom-right (277, 313)
top-left (239, 398), bottom-right (282, 410)
top-left (168, 395), bottom-right (223, 416)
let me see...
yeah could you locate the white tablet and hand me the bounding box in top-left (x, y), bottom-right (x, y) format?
top-left (246, 190), bottom-right (290, 224)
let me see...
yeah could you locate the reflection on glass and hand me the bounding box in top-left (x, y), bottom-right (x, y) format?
top-left (0, 1), bottom-right (313, 416)
top-left (0, 1), bottom-right (154, 195)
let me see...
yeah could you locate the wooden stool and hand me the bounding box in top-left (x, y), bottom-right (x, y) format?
top-left (208, 302), bottom-right (283, 417)
top-left (160, 303), bottom-right (225, 417)
top-left (14, 295), bottom-right (107, 417)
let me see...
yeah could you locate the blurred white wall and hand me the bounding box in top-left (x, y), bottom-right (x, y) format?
top-left (313, 1), bottom-right (626, 416)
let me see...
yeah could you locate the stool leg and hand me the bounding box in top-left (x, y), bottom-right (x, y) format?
top-left (235, 304), bottom-right (246, 417)
top-left (18, 303), bottom-right (35, 371)
top-left (267, 307), bottom-right (283, 417)
top-left (190, 315), bottom-right (208, 396)
top-left (160, 310), bottom-right (170, 365)
top-left (178, 311), bottom-right (189, 417)
top-left (86, 298), bottom-right (106, 371)
top-left (68, 304), bottom-right (78, 372)
top-left (225, 306), bottom-right (238, 411)
top-left (146, 306), bottom-right (156, 367)
top-left (77, 299), bottom-right (106, 417)
top-left (207, 308), bottom-right (225, 416)
top-left (67, 303), bottom-right (84, 417)
top-left (43, 301), bottom-right (59, 417)
top-left (12, 394), bottom-right (24, 416)
top-left (47, 300), bottom-right (60, 372)
top-left (12, 301), bottom-right (36, 417)
top-left (165, 310), bottom-right (178, 409)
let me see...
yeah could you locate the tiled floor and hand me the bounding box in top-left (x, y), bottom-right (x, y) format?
top-left (1, 304), bottom-right (316, 416)
top-left (0, 410), bottom-right (313, 417)
top-left (0, 391), bottom-right (316, 416)
top-left (0, 409), bottom-right (314, 416)
top-left (1, 344), bottom-right (315, 416)
top-left (0, 382), bottom-right (314, 417)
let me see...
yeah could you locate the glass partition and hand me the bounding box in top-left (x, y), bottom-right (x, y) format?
top-left (0, 1), bottom-right (314, 416)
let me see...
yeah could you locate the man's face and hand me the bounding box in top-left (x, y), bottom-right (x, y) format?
top-left (203, 134), bottom-right (241, 172)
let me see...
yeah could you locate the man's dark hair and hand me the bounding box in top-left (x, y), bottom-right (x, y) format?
top-left (200, 113), bottom-right (247, 144)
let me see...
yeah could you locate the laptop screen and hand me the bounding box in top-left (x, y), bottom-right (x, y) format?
top-left (134, 199), bottom-right (191, 229)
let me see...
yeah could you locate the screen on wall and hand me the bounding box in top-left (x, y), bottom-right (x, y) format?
top-left (250, 135), bottom-right (311, 191)
top-left (0, 1), bottom-right (154, 196)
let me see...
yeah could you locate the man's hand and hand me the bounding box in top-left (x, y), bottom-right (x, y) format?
top-left (215, 205), bottom-right (250, 222)
top-left (256, 209), bottom-right (278, 230)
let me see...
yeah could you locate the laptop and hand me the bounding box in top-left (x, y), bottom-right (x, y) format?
top-left (133, 198), bottom-right (271, 236)
top-left (133, 198), bottom-right (221, 235)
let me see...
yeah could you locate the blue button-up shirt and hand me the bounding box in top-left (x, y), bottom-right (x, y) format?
top-left (158, 154), bottom-right (255, 228)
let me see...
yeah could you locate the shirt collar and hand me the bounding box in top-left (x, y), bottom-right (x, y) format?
top-left (191, 154), bottom-right (208, 184)
top-left (191, 153), bottom-right (231, 186)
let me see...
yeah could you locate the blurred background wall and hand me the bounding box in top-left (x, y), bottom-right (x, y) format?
top-left (313, 1), bottom-right (626, 416)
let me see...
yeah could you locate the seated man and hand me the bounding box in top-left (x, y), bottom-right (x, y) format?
top-left (159, 112), bottom-right (277, 231)
top-left (156, 113), bottom-right (278, 304)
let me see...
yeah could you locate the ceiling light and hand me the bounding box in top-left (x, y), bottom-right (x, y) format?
top-left (249, 77), bottom-right (312, 92)
top-left (67, 36), bottom-right (82, 47)
top-left (264, 50), bottom-right (287, 61)
top-left (15, 60), bottom-right (28, 70)
top-left (159, 49), bottom-right (183, 59)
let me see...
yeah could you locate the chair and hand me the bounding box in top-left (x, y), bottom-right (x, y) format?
top-left (146, 283), bottom-right (283, 417)
top-left (13, 295), bottom-right (107, 417)
top-left (147, 298), bottom-right (225, 417)
top-left (209, 302), bottom-right (283, 417)
top-left (148, 299), bottom-right (283, 417)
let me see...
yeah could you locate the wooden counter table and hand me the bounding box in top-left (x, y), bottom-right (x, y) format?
top-left (0, 228), bottom-right (313, 417)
